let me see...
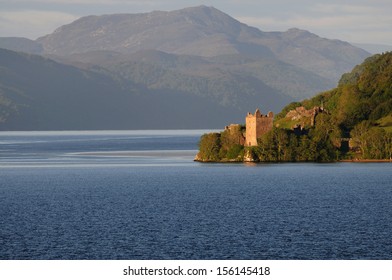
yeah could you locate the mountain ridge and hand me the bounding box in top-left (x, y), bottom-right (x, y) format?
top-left (0, 6), bottom-right (373, 130)
top-left (36, 6), bottom-right (266, 57)
top-left (35, 6), bottom-right (369, 87)
top-left (0, 47), bottom-right (292, 130)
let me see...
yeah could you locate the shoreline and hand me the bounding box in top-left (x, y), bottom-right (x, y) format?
top-left (195, 158), bottom-right (392, 163)
top-left (339, 159), bottom-right (392, 163)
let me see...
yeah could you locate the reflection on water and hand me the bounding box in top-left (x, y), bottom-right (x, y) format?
top-left (0, 130), bottom-right (206, 168)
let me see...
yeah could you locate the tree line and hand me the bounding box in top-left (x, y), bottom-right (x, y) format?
top-left (197, 114), bottom-right (392, 162)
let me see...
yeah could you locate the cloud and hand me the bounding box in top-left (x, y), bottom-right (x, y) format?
top-left (0, 10), bottom-right (78, 39)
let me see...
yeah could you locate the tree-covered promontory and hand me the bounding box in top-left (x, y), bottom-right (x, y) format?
top-left (196, 52), bottom-right (392, 162)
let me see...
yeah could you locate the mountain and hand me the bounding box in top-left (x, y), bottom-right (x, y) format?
top-left (197, 52), bottom-right (392, 163)
top-left (0, 37), bottom-right (43, 54)
top-left (55, 49), bottom-right (332, 100)
top-left (265, 28), bottom-right (369, 82)
top-left (0, 6), bottom-right (373, 130)
top-left (0, 48), bottom-right (291, 130)
top-left (278, 52), bottom-right (392, 133)
top-left (0, 6), bottom-right (369, 100)
top-left (37, 6), bottom-right (266, 57)
top-left (35, 6), bottom-right (369, 99)
top-left (353, 43), bottom-right (392, 54)
top-left (0, 48), bottom-right (133, 130)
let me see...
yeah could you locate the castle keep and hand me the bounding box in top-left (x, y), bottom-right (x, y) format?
top-left (245, 109), bottom-right (274, 146)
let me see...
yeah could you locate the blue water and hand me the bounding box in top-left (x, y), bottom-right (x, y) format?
top-left (0, 131), bottom-right (391, 260)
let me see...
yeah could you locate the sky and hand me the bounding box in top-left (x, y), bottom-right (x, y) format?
top-left (0, 0), bottom-right (391, 46)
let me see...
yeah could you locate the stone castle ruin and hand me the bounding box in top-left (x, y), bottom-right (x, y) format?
top-left (285, 106), bottom-right (326, 127)
top-left (223, 106), bottom-right (325, 147)
top-left (245, 109), bottom-right (274, 146)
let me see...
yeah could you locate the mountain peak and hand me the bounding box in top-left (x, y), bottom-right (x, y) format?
top-left (284, 28), bottom-right (318, 39)
top-left (180, 5), bottom-right (216, 12)
top-left (37, 6), bottom-right (260, 56)
top-left (176, 5), bottom-right (225, 15)
top-left (35, 6), bottom-right (368, 83)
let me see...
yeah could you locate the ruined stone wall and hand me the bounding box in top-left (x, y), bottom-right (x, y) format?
top-left (256, 116), bottom-right (273, 136)
top-left (224, 124), bottom-right (246, 145)
top-left (285, 106), bottom-right (327, 127)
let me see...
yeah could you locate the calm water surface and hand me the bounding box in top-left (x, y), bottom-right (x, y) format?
top-left (0, 131), bottom-right (391, 259)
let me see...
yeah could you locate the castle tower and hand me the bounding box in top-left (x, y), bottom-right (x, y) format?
top-left (245, 109), bottom-right (274, 146)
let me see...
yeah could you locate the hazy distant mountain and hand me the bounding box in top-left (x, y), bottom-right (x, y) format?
top-left (0, 6), bottom-right (373, 130)
top-left (55, 48), bottom-right (332, 100)
top-left (0, 48), bottom-right (291, 130)
top-left (0, 37), bottom-right (43, 54)
top-left (37, 6), bottom-right (264, 57)
top-left (264, 28), bottom-right (369, 82)
top-left (353, 43), bottom-right (392, 54)
top-left (37, 6), bottom-right (369, 86)
top-left (0, 48), bottom-right (132, 130)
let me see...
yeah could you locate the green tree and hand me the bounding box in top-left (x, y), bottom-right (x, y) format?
top-left (198, 133), bottom-right (221, 161)
top-left (384, 132), bottom-right (392, 160)
top-left (257, 130), bottom-right (277, 161)
top-left (226, 144), bottom-right (244, 160)
top-left (296, 135), bottom-right (317, 161)
top-left (351, 121), bottom-right (371, 157)
top-left (219, 126), bottom-right (244, 159)
top-left (287, 133), bottom-right (299, 161)
top-left (274, 129), bottom-right (290, 161)
top-left (309, 114), bottom-right (338, 161)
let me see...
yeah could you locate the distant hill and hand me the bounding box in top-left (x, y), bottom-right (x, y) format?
top-left (276, 52), bottom-right (392, 160)
top-left (0, 48), bottom-right (133, 130)
top-left (0, 37), bottom-right (43, 54)
top-left (0, 48), bottom-right (291, 130)
top-left (35, 6), bottom-right (368, 99)
top-left (197, 52), bottom-right (392, 162)
top-left (55, 49), bottom-right (332, 100)
top-left (0, 6), bottom-right (373, 130)
top-left (353, 43), bottom-right (392, 54)
top-left (279, 52), bottom-right (392, 131)
top-left (37, 6), bottom-right (264, 57)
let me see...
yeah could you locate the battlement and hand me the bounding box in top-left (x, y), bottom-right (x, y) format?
top-left (245, 108), bottom-right (273, 146)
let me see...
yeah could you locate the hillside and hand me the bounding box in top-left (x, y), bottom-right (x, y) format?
top-left (36, 6), bottom-right (368, 80)
top-left (0, 6), bottom-right (373, 130)
top-left (279, 52), bottom-right (392, 131)
top-left (197, 52), bottom-right (392, 162)
top-left (37, 6), bottom-right (263, 57)
top-left (275, 52), bottom-right (392, 160)
top-left (0, 37), bottom-right (43, 54)
top-left (0, 48), bottom-right (133, 130)
top-left (0, 48), bottom-right (290, 130)
top-left (34, 6), bottom-right (368, 100)
top-left (56, 49), bottom-right (330, 100)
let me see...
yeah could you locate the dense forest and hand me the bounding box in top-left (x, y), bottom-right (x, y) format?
top-left (196, 52), bottom-right (392, 162)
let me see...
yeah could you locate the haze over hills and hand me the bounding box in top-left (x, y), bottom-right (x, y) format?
top-left (37, 6), bottom-right (368, 85)
top-left (0, 6), bottom-right (372, 130)
top-left (0, 37), bottom-right (43, 54)
top-left (0, 48), bottom-right (291, 130)
top-left (353, 43), bottom-right (392, 54)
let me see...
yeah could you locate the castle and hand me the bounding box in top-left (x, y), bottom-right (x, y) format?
top-left (245, 109), bottom-right (274, 146)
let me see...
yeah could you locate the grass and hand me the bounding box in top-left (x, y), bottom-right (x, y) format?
top-left (274, 116), bottom-right (312, 130)
top-left (376, 114), bottom-right (392, 132)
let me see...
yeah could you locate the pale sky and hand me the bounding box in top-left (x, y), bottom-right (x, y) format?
top-left (0, 0), bottom-right (391, 46)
